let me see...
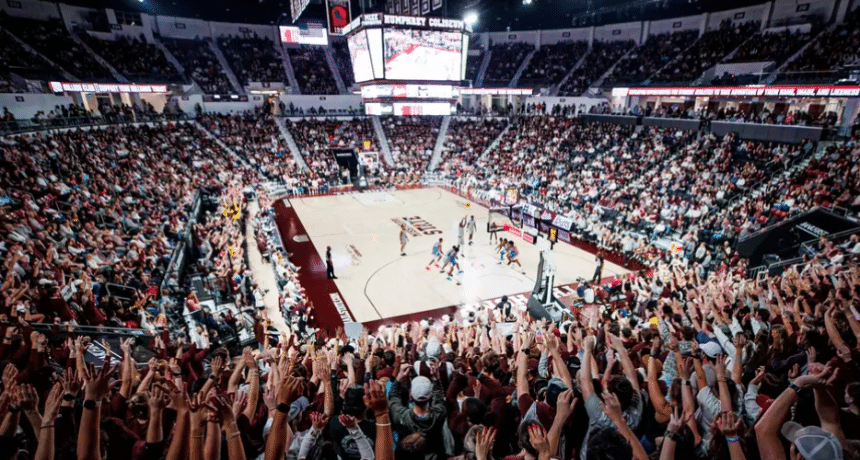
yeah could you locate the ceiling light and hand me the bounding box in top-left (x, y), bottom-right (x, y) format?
top-left (464, 12), bottom-right (478, 26)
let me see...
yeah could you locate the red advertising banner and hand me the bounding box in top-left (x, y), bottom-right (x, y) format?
top-left (523, 233), bottom-right (535, 244)
top-left (504, 223), bottom-right (522, 238)
top-left (615, 85), bottom-right (860, 98)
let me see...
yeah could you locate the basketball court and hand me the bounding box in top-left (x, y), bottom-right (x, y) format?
top-left (288, 187), bottom-right (630, 323)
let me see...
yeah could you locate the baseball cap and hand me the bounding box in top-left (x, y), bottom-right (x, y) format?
top-left (425, 340), bottom-right (442, 360)
top-left (781, 422), bottom-right (844, 460)
top-left (410, 376), bottom-right (432, 402)
top-left (700, 341), bottom-right (723, 359)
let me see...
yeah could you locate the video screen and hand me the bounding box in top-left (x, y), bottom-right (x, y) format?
top-left (348, 30), bottom-right (374, 83)
top-left (383, 28), bottom-right (462, 81)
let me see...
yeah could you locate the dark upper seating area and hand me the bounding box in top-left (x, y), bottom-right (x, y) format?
top-left (81, 34), bottom-right (184, 83)
top-left (217, 35), bottom-right (286, 86)
top-left (1, 17), bottom-right (112, 81)
top-left (779, 8), bottom-right (860, 83)
top-left (288, 46), bottom-right (339, 95)
top-left (724, 28), bottom-right (814, 64)
top-left (651, 20), bottom-right (760, 84)
top-left (161, 37), bottom-right (234, 94)
top-left (558, 40), bottom-right (633, 96)
top-left (331, 39), bottom-right (355, 88)
top-left (604, 30), bottom-right (698, 86)
top-left (519, 41), bottom-right (589, 87)
top-left (483, 42), bottom-right (535, 86)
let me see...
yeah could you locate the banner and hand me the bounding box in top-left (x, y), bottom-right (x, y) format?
top-left (49, 81), bottom-right (168, 93)
top-left (504, 223), bottom-right (522, 238)
top-left (421, 0), bottom-right (430, 14)
top-left (410, 0), bottom-right (420, 15)
top-left (280, 23), bottom-right (329, 45)
top-left (326, 0), bottom-right (351, 35)
top-left (432, 0), bottom-right (442, 9)
top-left (552, 215), bottom-right (574, 231)
top-left (616, 85), bottom-right (860, 98)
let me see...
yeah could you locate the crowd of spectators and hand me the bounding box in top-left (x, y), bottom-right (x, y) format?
top-left (0, 120), bottom-right (246, 332)
top-left (80, 34), bottom-right (184, 84)
top-left (217, 35), bottom-right (286, 86)
top-left (331, 39), bottom-right (355, 88)
top-left (652, 21), bottom-right (760, 84)
top-left (724, 28), bottom-right (814, 65)
top-left (161, 37), bottom-right (235, 95)
top-left (604, 31), bottom-right (698, 86)
top-left (382, 116), bottom-right (441, 177)
top-left (435, 118), bottom-right (508, 175)
top-left (0, 17), bottom-right (112, 81)
top-left (2, 95), bottom-right (860, 460)
top-left (519, 41), bottom-right (589, 88)
top-left (288, 46), bottom-right (339, 95)
top-left (483, 42), bottom-right (535, 86)
top-left (779, 8), bottom-right (860, 83)
top-left (287, 118), bottom-right (379, 186)
top-left (558, 40), bottom-right (634, 96)
top-left (0, 29), bottom-right (62, 91)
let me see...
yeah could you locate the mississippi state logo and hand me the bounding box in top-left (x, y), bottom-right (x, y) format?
top-left (330, 5), bottom-right (349, 28)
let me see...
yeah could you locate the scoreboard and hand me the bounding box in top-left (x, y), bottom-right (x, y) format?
top-left (345, 13), bottom-right (470, 115)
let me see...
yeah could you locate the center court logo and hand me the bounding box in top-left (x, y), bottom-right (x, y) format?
top-left (391, 216), bottom-right (443, 236)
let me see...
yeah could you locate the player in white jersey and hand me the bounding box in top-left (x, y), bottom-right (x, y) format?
top-left (425, 238), bottom-right (444, 270)
top-left (466, 215), bottom-right (477, 245)
top-left (399, 224), bottom-right (409, 256)
top-left (457, 216), bottom-right (466, 248)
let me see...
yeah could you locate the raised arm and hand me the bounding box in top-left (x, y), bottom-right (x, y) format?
top-left (264, 375), bottom-right (302, 460)
top-left (34, 383), bottom-right (63, 460)
top-left (78, 359), bottom-right (119, 460)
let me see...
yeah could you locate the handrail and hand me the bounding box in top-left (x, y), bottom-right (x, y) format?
top-left (24, 322), bottom-right (156, 338)
top-left (0, 113), bottom-right (191, 136)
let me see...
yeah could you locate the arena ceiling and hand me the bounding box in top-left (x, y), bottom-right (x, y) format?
top-left (67, 0), bottom-right (766, 30)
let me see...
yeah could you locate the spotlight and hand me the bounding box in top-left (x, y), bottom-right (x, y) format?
top-left (523, 0), bottom-right (532, 4)
top-left (464, 12), bottom-right (478, 26)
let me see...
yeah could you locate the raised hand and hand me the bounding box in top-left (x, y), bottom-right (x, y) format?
top-left (717, 411), bottom-right (743, 437)
top-left (474, 425), bottom-right (497, 460)
top-left (210, 355), bottom-right (225, 378)
top-left (714, 354), bottom-right (728, 380)
top-left (600, 392), bottom-right (624, 424)
top-left (242, 347), bottom-right (257, 369)
top-left (147, 385), bottom-right (170, 411)
top-left (62, 367), bottom-right (82, 397)
top-left (309, 412), bottom-right (329, 430)
top-left (231, 391), bottom-right (248, 418)
top-left (607, 333), bottom-right (625, 352)
top-left (339, 414), bottom-right (358, 429)
top-left (188, 391), bottom-right (209, 429)
top-left (154, 380), bottom-right (189, 412)
top-left (666, 406), bottom-right (691, 434)
top-left (2, 364), bottom-right (17, 391)
top-left (555, 389), bottom-right (578, 421)
top-left (836, 344), bottom-right (853, 363)
top-left (15, 384), bottom-right (38, 412)
top-left (83, 358), bottom-right (119, 402)
top-left (527, 424), bottom-right (550, 456)
top-left (204, 393), bottom-right (236, 424)
top-left (263, 385), bottom-right (277, 413)
top-left (41, 382), bottom-right (64, 424)
top-left (277, 375), bottom-right (303, 405)
top-left (363, 380), bottom-right (389, 417)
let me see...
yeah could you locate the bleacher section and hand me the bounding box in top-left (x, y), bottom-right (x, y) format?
top-left (161, 37), bottom-right (234, 94)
